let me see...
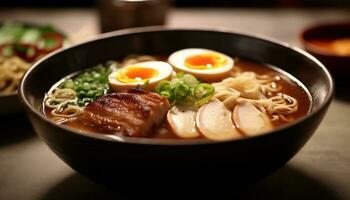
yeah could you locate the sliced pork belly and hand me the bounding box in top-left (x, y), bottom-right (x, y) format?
top-left (78, 89), bottom-right (170, 137)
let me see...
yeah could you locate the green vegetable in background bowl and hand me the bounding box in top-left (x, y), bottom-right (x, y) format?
top-left (0, 21), bottom-right (66, 95)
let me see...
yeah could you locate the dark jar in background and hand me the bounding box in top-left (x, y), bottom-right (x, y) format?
top-left (97, 0), bottom-right (170, 33)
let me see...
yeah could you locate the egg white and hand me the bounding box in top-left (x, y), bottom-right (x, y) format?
top-left (168, 48), bottom-right (234, 81)
top-left (108, 61), bottom-right (173, 90)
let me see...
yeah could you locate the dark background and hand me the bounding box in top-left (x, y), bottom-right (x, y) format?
top-left (0, 0), bottom-right (350, 7)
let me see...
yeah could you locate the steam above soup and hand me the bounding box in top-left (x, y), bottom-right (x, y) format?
top-left (43, 49), bottom-right (311, 141)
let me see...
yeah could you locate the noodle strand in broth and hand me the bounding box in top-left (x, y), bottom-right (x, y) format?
top-left (212, 71), bottom-right (299, 122)
top-left (45, 88), bottom-right (83, 122)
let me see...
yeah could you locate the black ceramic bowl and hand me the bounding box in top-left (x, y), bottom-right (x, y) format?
top-left (19, 27), bottom-right (333, 192)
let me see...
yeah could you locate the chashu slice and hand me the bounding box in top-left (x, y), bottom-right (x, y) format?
top-left (78, 89), bottom-right (170, 137)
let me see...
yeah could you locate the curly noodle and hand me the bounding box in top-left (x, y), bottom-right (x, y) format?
top-left (45, 88), bottom-right (83, 122)
top-left (212, 71), bottom-right (298, 122)
top-left (0, 56), bottom-right (30, 94)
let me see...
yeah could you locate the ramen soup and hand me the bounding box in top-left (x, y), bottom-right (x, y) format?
top-left (43, 49), bottom-right (311, 141)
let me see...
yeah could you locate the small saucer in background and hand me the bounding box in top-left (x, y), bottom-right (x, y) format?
top-left (300, 22), bottom-right (350, 84)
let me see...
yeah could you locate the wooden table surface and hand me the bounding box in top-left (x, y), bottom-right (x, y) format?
top-left (0, 8), bottom-right (350, 200)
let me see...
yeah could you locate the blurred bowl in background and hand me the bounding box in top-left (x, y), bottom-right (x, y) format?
top-left (300, 22), bottom-right (350, 83)
top-left (97, 0), bottom-right (170, 33)
top-left (0, 21), bottom-right (67, 115)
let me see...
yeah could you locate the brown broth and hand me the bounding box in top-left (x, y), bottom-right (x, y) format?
top-left (232, 59), bottom-right (311, 128)
top-left (44, 58), bottom-right (312, 139)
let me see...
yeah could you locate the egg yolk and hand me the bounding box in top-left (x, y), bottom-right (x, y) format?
top-left (117, 67), bottom-right (159, 83)
top-left (184, 53), bottom-right (227, 70)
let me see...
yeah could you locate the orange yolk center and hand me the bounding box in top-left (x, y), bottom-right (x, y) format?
top-left (118, 67), bottom-right (158, 83)
top-left (185, 53), bottom-right (226, 70)
top-left (126, 67), bottom-right (157, 79)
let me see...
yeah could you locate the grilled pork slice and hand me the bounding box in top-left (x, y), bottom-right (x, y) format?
top-left (79, 89), bottom-right (170, 137)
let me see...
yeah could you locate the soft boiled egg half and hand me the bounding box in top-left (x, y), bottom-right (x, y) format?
top-left (168, 48), bottom-right (234, 81)
top-left (108, 61), bottom-right (173, 90)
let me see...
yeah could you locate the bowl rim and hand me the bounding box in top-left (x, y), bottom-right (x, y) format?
top-left (300, 21), bottom-right (350, 58)
top-left (19, 26), bottom-right (334, 146)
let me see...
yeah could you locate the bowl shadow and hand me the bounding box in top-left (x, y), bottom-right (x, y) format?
top-left (0, 113), bottom-right (35, 147)
top-left (40, 165), bottom-right (343, 200)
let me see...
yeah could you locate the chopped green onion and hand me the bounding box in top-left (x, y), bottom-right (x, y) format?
top-left (174, 84), bottom-right (190, 100)
top-left (194, 83), bottom-right (215, 100)
top-left (62, 79), bottom-right (74, 89)
top-left (160, 90), bottom-right (172, 99)
top-left (182, 74), bottom-right (198, 87)
top-left (175, 72), bottom-right (185, 78)
top-left (155, 72), bottom-right (214, 107)
top-left (170, 78), bottom-right (181, 88)
top-left (60, 62), bottom-right (114, 106)
top-left (194, 83), bottom-right (215, 107)
top-left (155, 80), bottom-right (171, 93)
